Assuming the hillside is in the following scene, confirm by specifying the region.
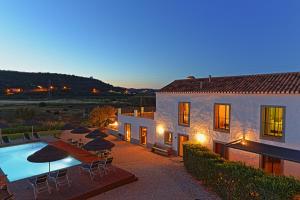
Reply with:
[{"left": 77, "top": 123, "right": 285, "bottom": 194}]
[{"left": 0, "top": 70, "right": 126, "bottom": 98}]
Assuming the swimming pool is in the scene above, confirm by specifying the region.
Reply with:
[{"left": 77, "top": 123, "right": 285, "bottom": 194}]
[{"left": 0, "top": 142, "right": 81, "bottom": 182}]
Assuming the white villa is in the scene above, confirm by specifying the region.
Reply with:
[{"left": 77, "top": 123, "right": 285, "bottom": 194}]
[{"left": 117, "top": 72, "right": 300, "bottom": 178}]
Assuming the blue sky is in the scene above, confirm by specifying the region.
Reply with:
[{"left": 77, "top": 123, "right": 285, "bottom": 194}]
[{"left": 0, "top": 0, "right": 299, "bottom": 88}]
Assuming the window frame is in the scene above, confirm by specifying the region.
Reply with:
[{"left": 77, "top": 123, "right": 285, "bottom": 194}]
[
  {"left": 213, "top": 103, "right": 231, "bottom": 133},
  {"left": 260, "top": 105, "right": 286, "bottom": 142},
  {"left": 178, "top": 102, "right": 191, "bottom": 127},
  {"left": 164, "top": 131, "right": 173, "bottom": 146}
]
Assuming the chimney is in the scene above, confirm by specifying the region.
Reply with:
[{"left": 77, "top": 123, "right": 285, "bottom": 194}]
[
  {"left": 208, "top": 75, "right": 212, "bottom": 82},
  {"left": 187, "top": 76, "right": 195, "bottom": 79}
]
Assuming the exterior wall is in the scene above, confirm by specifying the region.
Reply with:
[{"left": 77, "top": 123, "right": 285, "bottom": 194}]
[
  {"left": 117, "top": 114, "right": 155, "bottom": 148},
  {"left": 117, "top": 92, "right": 300, "bottom": 178},
  {"left": 228, "top": 148, "right": 260, "bottom": 168},
  {"left": 155, "top": 92, "right": 300, "bottom": 153},
  {"left": 284, "top": 160, "right": 300, "bottom": 179}
]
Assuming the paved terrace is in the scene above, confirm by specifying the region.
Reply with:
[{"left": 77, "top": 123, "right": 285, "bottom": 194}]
[{"left": 91, "top": 135, "right": 220, "bottom": 200}]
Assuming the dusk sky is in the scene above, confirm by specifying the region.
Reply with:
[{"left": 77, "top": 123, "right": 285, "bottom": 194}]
[{"left": 0, "top": 0, "right": 299, "bottom": 88}]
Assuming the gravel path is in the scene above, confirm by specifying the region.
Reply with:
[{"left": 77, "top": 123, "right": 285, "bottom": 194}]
[{"left": 89, "top": 135, "right": 220, "bottom": 200}]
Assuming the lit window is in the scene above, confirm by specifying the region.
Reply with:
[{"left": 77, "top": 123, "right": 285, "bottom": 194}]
[
  {"left": 164, "top": 131, "right": 172, "bottom": 145},
  {"left": 261, "top": 106, "right": 285, "bottom": 138},
  {"left": 178, "top": 102, "right": 190, "bottom": 126},
  {"left": 214, "top": 104, "right": 230, "bottom": 132}
]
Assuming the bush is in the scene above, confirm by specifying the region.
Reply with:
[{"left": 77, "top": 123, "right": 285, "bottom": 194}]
[{"left": 183, "top": 143, "right": 300, "bottom": 200}]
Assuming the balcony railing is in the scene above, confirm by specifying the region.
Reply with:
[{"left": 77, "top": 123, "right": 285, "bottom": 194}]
[{"left": 118, "top": 107, "right": 155, "bottom": 119}]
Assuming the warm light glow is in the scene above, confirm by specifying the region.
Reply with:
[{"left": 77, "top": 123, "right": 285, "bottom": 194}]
[
  {"left": 157, "top": 125, "right": 164, "bottom": 135},
  {"left": 37, "top": 85, "right": 43, "bottom": 89},
  {"left": 196, "top": 133, "right": 206, "bottom": 144},
  {"left": 111, "top": 121, "right": 118, "bottom": 126},
  {"left": 49, "top": 85, "right": 54, "bottom": 90}
]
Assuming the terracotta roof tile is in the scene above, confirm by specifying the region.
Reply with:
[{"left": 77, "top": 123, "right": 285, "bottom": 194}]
[{"left": 159, "top": 72, "right": 300, "bottom": 94}]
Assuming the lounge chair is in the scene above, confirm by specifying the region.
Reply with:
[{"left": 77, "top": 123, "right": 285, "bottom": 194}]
[
  {"left": 33, "top": 132, "right": 40, "bottom": 140},
  {"left": 29, "top": 174, "right": 51, "bottom": 199},
  {"left": 1, "top": 136, "right": 10, "bottom": 144},
  {"left": 24, "top": 133, "right": 32, "bottom": 141},
  {"left": 1, "top": 185, "right": 14, "bottom": 200},
  {"left": 80, "top": 160, "right": 101, "bottom": 180},
  {"left": 48, "top": 169, "right": 71, "bottom": 190}
]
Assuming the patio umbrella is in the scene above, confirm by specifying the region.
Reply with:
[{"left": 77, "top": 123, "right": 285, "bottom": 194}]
[
  {"left": 85, "top": 129, "right": 108, "bottom": 139},
  {"left": 83, "top": 138, "right": 115, "bottom": 151},
  {"left": 71, "top": 126, "right": 90, "bottom": 134},
  {"left": 27, "top": 145, "right": 68, "bottom": 173},
  {"left": 62, "top": 123, "right": 77, "bottom": 130}
]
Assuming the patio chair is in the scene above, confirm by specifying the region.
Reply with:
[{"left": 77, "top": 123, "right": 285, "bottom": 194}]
[
  {"left": 33, "top": 132, "right": 41, "bottom": 140},
  {"left": 80, "top": 160, "right": 101, "bottom": 180},
  {"left": 98, "top": 159, "right": 107, "bottom": 175},
  {"left": 104, "top": 157, "right": 115, "bottom": 174},
  {"left": 24, "top": 133, "right": 32, "bottom": 141},
  {"left": 1, "top": 136, "right": 10, "bottom": 144},
  {"left": 29, "top": 174, "right": 51, "bottom": 199},
  {"left": 48, "top": 169, "right": 71, "bottom": 191},
  {"left": 1, "top": 185, "right": 14, "bottom": 200}
]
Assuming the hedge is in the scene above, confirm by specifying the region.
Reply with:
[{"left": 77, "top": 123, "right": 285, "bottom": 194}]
[{"left": 183, "top": 143, "right": 300, "bottom": 200}]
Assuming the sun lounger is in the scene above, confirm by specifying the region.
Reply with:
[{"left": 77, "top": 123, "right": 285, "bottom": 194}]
[
  {"left": 33, "top": 132, "right": 40, "bottom": 140},
  {"left": 29, "top": 174, "right": 51, "bottom": 199},
  {"left": 24, "top": 133, "right": 32, "bottom": 141},
  {"left": 1, "top": 136, "right": 10, "bottom": 145},
  {"left": 48, "top": 169, "right": 71, "bottom": 190},
  {"left": 80, "top": 160, "right": 101, "bottom": 180}
]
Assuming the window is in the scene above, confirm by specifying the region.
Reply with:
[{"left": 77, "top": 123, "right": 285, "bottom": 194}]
[
  {"left": 178, "top": 102, "right": 190, "bottom": 126},
  {"left": 164, "top": 131, "right": 172, "bottom": 145},
  {"left": 261, "top": 106, "right": 285, "bottom": 138},
  {"left": 214, "top": 104, "right": 230, "bottom": 132}
]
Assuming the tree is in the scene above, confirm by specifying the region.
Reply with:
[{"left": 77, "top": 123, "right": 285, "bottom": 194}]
[{"left": 89, "top": 106, "right": 116, "bottom": 128}]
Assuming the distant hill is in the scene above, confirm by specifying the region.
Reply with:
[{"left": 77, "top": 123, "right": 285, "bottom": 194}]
[{"left": 0, "top": 70, "right": 127, "bottom": 98}]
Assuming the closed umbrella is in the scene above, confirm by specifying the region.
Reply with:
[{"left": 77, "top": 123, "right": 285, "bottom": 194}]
[
  {"left": 83, "top": 138, "right": 115, "bottom": 151},
  {"left": 85, "top": 129, "right": 108, "bottom": 139},
  {"left": 71, "top": 126, "right": 90, "bottom": 134},
  {"left": 27, "top": 145, "right": 68, "bottom": 173}
]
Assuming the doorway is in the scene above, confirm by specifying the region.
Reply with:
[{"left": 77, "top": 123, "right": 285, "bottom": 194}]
[
  {"left": 139, "top": 127, "right": 147, "bottom": 145},
  {"left": 261, "top": 155, "right": 283, "bottom": 175},
  {"left": 124, "top": 123, "right": 131, "bottom": 142},
  {"left": 214, "top": 142, "right": 229, "bottom": 159},
  {"left": 178, "top": 134, "right": 189, "bottom": 157}
]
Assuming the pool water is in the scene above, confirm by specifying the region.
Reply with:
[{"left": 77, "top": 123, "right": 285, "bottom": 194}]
[{"left": 0, "top": 142, "right": 81, "bottom": 182}]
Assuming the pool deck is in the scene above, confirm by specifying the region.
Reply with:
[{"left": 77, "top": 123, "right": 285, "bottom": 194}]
[
  {"left": 9, "top": 165, "right": 137, "bottom": 200},
  {"left": 5, "top": 138, "right": 137, "bottom": 200}
]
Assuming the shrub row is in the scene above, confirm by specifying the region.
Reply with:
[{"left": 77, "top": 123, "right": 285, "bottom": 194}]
[{"left": 183, "top": 143, "right": 300, "bottom": 200}]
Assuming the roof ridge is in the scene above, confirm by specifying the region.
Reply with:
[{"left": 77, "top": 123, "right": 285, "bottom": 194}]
[
  {"left": 174, "top": 71, "right": 300, "bottom": 82},
  {"left": 160, "top": 71, "right": 300, "bottom": 94}
]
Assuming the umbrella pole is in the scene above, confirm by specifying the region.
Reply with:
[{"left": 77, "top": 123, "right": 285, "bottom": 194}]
[{"left": 49, "top": 162, "right": 50, "bottom": 174}]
